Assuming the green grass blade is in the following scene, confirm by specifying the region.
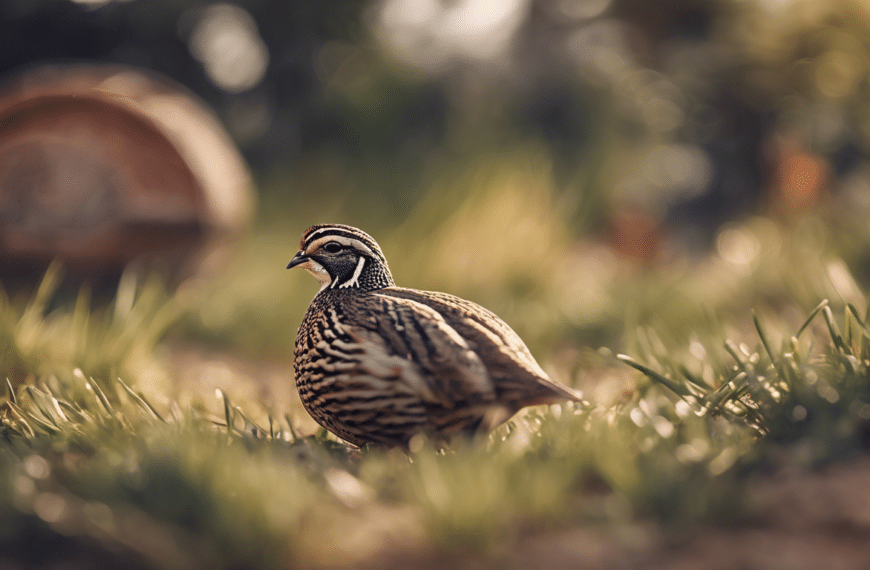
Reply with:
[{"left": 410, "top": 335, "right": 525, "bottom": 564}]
[
  {"left": 5, "top": 378, "right": 16, "bottom": 405},
  {"left": 235, "top": 406, "right": 267, "bottom": 437},
  {"left": 752, "top": 311, "right": 777, "bottom": 370},
  {"left": 285, "top": 415, "right": 298, "bottom": 443},
  {"left": 56, "top": 400, "right": 91, "bottom": 424},
  {"left": 221, "top": 390, "right": 235, "bottom": 434},
  {"left": 703, "top": 371, "right": 749, "bottom": 409},
  {"left": 88, "top": 377, "right": 115, "bottom": 415},
  {"left": 796, "top": 299, "right": 828, "bottom": 339},
  {"left": 822, "top": 305, "right": 846, "bottom": 352},
  {"left": 15, "top": 400, "right": 61, "bottom": 435},
  {"left": 617, "top": 354, "right": 694, "bottom": 399},
  {"left": 25, "top": 260, "right": 63, "bottom": 317},
  {"left": 116, "top": 377, "right": 164, "bottom": 422},
  {"left": 5, "top": 402, "right": 36, "bottom": 437},
  {"left": 723, "top": 340, "right": 746, "bottom": 369},
  {"left": 23, "top": 386, "right": 60, "bottom": 427}
]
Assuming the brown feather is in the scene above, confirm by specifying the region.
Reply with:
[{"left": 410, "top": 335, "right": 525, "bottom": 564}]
[
  {"left": 381, "top": 287, "right": 583, "bottom": 406},
  {"left": 290, "top": 224, "right": 583, "bottom": 447}
]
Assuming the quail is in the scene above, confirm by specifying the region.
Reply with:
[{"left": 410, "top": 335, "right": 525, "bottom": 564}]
[{"left": 287, "top": 224, "right": 582, "bottom": 447}]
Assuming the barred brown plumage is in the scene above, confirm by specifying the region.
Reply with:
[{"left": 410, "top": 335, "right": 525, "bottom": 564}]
[{"left": 288, "top": 224, "right": 583, "bottom": 447}]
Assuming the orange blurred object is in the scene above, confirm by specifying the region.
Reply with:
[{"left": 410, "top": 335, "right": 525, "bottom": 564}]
[
  {"left": 606, "top": 208, "right": 662, "bottom": 263},
  {"left": 767, "top": 135, "right": 830, "bottom": 216},
  {"left": 0, "top": 64, "right": 255, "bottom": 288}
]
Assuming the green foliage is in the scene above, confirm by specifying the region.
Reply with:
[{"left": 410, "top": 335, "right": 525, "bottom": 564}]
[
  {"left": 0, "top": 263, "right": 179, "bottom": 398},
  {"left": 5, "top": 0, "right": 870, "bottom": 565},
  {"left": 3, "top": 208, "right": 870, "bottom": 568},
  {"left": 622, "top": 299, "right": 870, "bottom": 468},
  {"left": 5, "top": 257, "right": 870, "bottom": 567}
]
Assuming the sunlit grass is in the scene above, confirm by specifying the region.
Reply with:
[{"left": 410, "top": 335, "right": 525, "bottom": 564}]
[
  {"left": 3, "top": 248, "right": 870, "bottom": 567},
  {"left": 2, "top": 171, "right": 870, "bottom": 567},
  {"left": 0, "top": 262, "right": 179, "bottom": 402}
]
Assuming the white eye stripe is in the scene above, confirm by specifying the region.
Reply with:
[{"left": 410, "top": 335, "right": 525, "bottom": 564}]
[
  {"left": 304, "top": 227, "right": 370, "bottom": 247},
  {"left": 304, "top": 227, "right": 337, "bottom": 243},
  {"left": 306, "top": 235, "right": 376, "bottom": 258}
]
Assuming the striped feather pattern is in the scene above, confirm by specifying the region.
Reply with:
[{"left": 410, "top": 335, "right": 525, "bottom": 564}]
[{"left": 291, "top": 225, "right": 582, "bottom": 447}]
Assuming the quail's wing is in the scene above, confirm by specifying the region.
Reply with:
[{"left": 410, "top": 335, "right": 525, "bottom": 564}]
[
  {"left": 381, "top": 287, "right": 583, "bottom": 405},
  {"left": 338, "top": 292, "right": 498, "bottom": 409}
]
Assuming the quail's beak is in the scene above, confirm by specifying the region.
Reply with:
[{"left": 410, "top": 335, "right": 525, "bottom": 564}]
[
  {"left": 287, "top": 251, "right": 308, "bottom": 269},
  {"left": 288, "top": 250, "right": 332, "bottom": 288}
]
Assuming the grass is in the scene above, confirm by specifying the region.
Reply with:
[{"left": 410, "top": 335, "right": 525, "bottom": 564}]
[
  {"left": 2, "top": 165, "right": 870, "bottom": 567},
  {"left": 3, "top": 272, "right": 870, "bottom": 568}
]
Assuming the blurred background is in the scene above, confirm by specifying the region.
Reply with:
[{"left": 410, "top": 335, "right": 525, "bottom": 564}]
[
  {"left": 4, "top": 2, "right": 870, "bottom": 567},
  {"left": 2, "top": 0, "right": 870, "bottom": 386}
]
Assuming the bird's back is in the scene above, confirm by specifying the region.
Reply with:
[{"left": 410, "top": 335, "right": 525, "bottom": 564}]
[
  {"left": 294, "top": 287, "right": 580, "bottom": 446},
  {"left": 380, "top": 287, "right": 583, "bottom": 407}
]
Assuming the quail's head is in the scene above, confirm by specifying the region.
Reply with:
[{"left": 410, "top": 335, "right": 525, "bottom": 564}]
[{"left": 287, "top": 224, "right": 394, "bottom": 292}]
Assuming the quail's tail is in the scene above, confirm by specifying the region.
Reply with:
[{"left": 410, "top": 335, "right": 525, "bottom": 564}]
[{"left": 522, "top": 379, "right": 584, "bottom": 407}]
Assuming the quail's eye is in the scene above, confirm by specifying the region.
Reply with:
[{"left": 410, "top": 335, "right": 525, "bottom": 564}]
[{"left": 323, "top": 242, "right": 343, "bottom": 254}]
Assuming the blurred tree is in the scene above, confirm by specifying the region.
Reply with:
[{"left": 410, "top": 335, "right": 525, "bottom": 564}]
[
  {"left": 0, "top": 0, "right": 369, "bottom": 168},
  {"left": 1, "top": 0, "right": 869, "bottom": 246}
]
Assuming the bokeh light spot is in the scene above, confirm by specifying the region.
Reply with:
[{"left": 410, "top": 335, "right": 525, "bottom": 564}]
[
  {"left": 188, "top": 3, "right": 269, "bottom": 93},
  {"left": 716, "top": 225, "right": 760, "bottom": 266},
  {"left": 374, "top": 0, "right": 530, "bottom": 73}
]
